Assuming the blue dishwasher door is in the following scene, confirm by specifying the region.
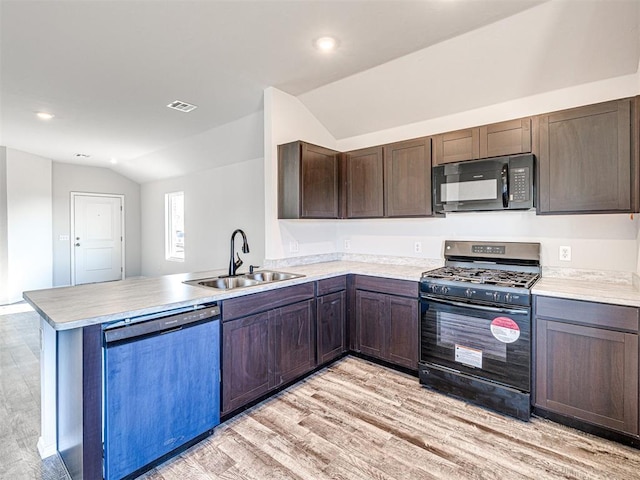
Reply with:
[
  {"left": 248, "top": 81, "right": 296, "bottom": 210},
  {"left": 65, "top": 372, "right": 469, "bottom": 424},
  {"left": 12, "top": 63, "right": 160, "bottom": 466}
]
[{"left": 104, "top": 318, "right": 220, "bottom": 480}]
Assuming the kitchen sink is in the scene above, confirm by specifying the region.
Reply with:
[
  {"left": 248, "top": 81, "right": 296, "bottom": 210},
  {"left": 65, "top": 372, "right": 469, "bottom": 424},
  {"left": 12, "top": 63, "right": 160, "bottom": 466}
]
[
  {"left": 244, "top": 271, "right": 300, "bottom": 282},
  {"left": 184, "top": 270, "right": 304, "bottom": 290},
  {"left": 196, "top": 277, "right": 260, "bottom": 289}
]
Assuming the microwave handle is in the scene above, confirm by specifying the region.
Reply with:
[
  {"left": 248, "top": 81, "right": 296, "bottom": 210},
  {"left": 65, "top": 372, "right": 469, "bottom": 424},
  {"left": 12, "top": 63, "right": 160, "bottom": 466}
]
[{"left": 501, "top": 164, "right": 509, "bottom": 208}]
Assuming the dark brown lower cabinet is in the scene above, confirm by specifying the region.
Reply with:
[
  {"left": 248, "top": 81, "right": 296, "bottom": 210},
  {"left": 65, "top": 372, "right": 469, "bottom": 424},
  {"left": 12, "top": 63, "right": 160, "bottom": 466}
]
[
  {"left": 273, "top": 299, "right": 316, "bottom": 386},
  {"left": 535, "top": 296, "right": 639, "bottom": 436},
  {"left": 222, "top": 294, "right": 316, "bottom": 415},
  {"left": 222, "top": 311, "right": 271, "bottom": 415},
  {"left": 317, "top": 290, "right": 346, "bottom": 365},
  {"left": 357, "top": 290, "right": 386, "bottom": 359},
  {"left": 387, "top": 295, "right": 419, "bottom": 368},
  {"left": 355, "top": 276, "right": 419, "bottom": 370}
]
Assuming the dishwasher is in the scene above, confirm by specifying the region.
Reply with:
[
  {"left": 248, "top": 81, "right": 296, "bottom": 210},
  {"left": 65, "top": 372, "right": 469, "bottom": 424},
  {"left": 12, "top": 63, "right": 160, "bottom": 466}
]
[{"left": 103, "top": 303, "right": 221, "bottom": 480}]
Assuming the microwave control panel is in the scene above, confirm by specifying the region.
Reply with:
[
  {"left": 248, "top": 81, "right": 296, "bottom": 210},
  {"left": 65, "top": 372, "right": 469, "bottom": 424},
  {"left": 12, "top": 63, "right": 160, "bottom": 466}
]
[{"left": 509, "top": 167, "right": 530, "bottom": 202}]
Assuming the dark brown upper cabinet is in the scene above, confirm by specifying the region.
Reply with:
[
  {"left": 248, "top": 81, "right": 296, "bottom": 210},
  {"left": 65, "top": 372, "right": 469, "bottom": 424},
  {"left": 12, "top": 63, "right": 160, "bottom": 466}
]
[
  {"left": 432, "top": 128, "right": 479, "bottom": 165},
  {"left": 384, "top": 137, "right": 432, "bottom": 217},
  {"left": 432, "top": 118, "right": 532, "bottom": 166},
  {"left": 479, "top": 118, "right": 532, "bottom": 159},
  {"left": 537, "top": 98, "right": 636, "bottom": 214},
  {"left": 344, "top": 146, "right": 384, "bottom": 218},
  {"left": 278, "top": 141, "right": 342, "bottom": 219}
]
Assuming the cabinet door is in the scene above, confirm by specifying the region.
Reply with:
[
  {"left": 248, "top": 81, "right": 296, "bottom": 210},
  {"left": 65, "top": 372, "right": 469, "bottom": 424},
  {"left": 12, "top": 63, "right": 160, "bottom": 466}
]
[
  {"left": 356, "top": 290, "right": 386, "bottom": 360},
  {"left": 301, "top": 143, "right": 340, "bottom": 218},
  {"left": 222, "top": 312, "right": 270, "bottom": 415},
  {"left": 272, "top": 299, "right": 316, "bottom": 387},
  {"left": 536, "top": 319, "right": 638, "bottom": 435},
  {"left": 538, "top": 99, "right": 632, "bottom": 213},
  {"left": 479, "top": 118, "right": 531, "bottom": 159},
  {"left": 345, "top": 146, "right": 384, "bottom": 218},
  {"left": 433, "top": 128, "right": 480, "bottom": 165},
  {"left": 387, "top": 296, "right": 419, "bottom": 370},
  {"left": 317, "top": 291, "right": 346, "bottom": 365},
  {"left": 384, "top": 138, "right": 432, "bottom": 217}
]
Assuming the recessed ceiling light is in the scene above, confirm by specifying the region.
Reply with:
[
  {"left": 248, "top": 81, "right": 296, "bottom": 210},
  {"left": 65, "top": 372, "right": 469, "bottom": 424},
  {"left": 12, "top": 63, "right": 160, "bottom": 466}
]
[
  {"left": 36, "top": 112, "right": 55, "bottom": 120},
  {"left": 167, "top": 100, "right": 198, "bottom": 113},
  {"left": 110, "top": 158, "right": 118, "bottom": 165},
  {"left": 314, "top": 36, "right": 339, "bottom": 53}
]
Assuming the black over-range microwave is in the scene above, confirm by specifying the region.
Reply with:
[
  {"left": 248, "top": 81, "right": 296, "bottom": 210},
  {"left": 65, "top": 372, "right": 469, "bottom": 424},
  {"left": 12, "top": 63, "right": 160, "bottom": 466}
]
[{"left": 433, "top": 154, "right": 535, "bottom": 214}]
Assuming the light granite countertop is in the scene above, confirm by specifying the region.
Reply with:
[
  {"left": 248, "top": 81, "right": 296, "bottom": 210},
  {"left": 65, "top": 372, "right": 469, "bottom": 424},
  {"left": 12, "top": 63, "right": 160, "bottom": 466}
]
[
  {"left": 532, "top": 276, "right": 640, "bottom": 308},
  {"left": 24, "top": 261, "right": 429, "bottom": 331},
  {"left": 25, "top": 257, "right": 640, "bottom": 331}
]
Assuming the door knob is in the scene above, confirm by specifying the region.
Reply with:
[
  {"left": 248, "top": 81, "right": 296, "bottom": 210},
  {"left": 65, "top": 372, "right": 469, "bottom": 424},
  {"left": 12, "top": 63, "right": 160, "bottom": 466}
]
[{"left": 75, "top": 243, "right": 80, "bottom": 247}]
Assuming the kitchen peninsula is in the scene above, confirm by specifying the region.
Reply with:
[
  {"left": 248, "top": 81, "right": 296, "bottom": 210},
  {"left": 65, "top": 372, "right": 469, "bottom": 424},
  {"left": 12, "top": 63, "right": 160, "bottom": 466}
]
[{"left": 24, "top": 260, "right": 428, "bottom": 480}]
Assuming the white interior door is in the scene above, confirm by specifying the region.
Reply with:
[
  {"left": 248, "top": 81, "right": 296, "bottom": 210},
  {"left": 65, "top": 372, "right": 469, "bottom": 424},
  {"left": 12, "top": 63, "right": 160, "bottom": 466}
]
[{"left": 73, "top": 194, "right": 124, "bottom": 285}]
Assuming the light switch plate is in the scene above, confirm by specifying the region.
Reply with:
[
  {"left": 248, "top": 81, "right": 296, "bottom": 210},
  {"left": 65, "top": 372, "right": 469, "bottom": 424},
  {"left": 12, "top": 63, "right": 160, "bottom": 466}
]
[{"left": 559, "top": 245, "right": 571, "bottom": 261}]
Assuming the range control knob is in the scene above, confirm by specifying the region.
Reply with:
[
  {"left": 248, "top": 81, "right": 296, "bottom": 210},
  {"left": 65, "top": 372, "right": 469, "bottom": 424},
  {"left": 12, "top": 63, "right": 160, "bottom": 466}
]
[
  {"left": 441, "top": 286, "right": 449, "bottom": 295},
  {"left": 465, "top": 288, "right": 475, "bottom": 298},
  {"left": 504, "top": 293, "right": 513, "bottom": 303},
  {"left": 493, "top": 291, "right": 501, "bottom": 302}
]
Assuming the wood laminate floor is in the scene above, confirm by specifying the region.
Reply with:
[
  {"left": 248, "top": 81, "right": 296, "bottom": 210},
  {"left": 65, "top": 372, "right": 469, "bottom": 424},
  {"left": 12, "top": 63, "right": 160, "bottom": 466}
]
[{"left": 3, "top": 305, "right": 640, "bottom": 479}]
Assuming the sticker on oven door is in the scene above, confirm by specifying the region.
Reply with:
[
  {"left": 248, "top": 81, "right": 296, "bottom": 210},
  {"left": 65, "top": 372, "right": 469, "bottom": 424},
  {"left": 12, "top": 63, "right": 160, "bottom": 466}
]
[
  {"left": 455, "top": 344, "right": 482, "bottom": 368},
  {"left": 490, "top": 317, "right": 520, "bottom": 343}
]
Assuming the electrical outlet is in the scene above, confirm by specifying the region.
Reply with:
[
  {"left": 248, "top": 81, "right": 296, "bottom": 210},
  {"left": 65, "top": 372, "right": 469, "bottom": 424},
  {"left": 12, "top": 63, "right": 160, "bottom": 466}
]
[
  {"left": 559, "top": 245, "right": 571, "bottom": 262},
  {"left": 414, "top": 241, "right": 422, "bottom": 254},
  {"left": 289, "top": 240, "right": 299, "bottom": 253},
  {"left": 344, "top": 239, "right": 351, "bottom": 250}
]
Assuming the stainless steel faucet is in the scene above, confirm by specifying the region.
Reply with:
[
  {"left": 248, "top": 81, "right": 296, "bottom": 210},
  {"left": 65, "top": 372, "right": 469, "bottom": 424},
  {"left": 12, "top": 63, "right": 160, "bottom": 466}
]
[{"left": 229, "top": 229, "right": 250, "bottom": 276}]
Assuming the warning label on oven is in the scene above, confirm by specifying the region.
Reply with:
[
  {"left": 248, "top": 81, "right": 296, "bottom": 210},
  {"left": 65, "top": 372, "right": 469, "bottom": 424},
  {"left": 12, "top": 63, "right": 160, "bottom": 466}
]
[
  {"left": 455, "top": 344, "right": 483, "bottom": 368},
  {"left": 490, "top": 317, "right": 520, "bottom": 343}
]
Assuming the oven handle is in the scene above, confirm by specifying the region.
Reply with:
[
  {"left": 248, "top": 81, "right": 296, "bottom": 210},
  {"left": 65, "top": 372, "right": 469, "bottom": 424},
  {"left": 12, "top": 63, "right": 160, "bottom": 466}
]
[{"left": 421, "top": 296, "right": 529, "bottom": 316}]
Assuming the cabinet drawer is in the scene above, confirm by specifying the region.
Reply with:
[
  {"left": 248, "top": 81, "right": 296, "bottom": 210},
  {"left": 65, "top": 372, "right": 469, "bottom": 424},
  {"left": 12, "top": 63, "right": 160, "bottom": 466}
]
[
  {"left": 535, "top": 296, "right": 639, "bottom": 333},
  {"left": 222, "top": 283, "right": 315, "bottom": 321},
  {"left": 317, "top": 275, "right": 347, "bottom": 296},
  {"left": 354, "top": 275, "right": 418, "bottom": 298}
]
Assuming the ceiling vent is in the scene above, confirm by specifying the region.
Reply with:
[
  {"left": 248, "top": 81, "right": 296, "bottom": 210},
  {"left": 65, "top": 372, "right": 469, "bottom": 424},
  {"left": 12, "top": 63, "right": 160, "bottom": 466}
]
[
  {"left": 75, "top": 153, "right": 90, "bottom": 158},
  {"left": 167, "top": 100, "right": 198, "bottom": 113}
]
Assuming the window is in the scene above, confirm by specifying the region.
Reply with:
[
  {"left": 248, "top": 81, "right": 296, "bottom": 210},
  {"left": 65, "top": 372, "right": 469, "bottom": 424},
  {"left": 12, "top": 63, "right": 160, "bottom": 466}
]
[{"left": 165, "top": 191, "right": 184, "bottom": 261}]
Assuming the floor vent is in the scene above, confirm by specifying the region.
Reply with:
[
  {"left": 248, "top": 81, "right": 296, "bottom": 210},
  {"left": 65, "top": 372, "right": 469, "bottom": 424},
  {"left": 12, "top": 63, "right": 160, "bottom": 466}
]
[{"left": 167, "top": 100, "right": 198, "bottom": 113}]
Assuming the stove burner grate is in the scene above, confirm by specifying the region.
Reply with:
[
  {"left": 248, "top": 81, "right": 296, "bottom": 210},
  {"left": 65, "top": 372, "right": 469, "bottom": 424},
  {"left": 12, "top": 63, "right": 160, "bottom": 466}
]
[{"left": 422, "top": 266, "right": 539, "bottom": 289}]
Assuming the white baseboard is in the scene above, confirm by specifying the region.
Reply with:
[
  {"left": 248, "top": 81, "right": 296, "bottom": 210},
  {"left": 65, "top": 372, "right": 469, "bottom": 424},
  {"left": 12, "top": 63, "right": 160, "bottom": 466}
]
[{"left": 37, "top": 436, "right": 57, "bottom": 459}]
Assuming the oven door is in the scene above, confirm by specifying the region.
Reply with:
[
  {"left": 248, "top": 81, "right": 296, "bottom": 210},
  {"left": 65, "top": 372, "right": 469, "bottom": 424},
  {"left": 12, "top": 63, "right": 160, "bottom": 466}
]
[{"left": 420, "top": 296, "right": 530, "bottom": 392}]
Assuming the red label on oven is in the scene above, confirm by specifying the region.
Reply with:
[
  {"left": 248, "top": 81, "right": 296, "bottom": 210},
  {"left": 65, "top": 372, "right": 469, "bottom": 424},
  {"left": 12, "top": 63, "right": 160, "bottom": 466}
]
[{"left": 490, "top": 317, "right": 520, "bottom": 343}]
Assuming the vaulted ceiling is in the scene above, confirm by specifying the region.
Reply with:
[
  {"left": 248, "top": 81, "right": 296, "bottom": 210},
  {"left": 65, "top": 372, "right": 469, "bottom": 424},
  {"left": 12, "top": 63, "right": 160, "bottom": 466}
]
[{"left": 1, "top": 0, "right": 638, "bottom": 184}]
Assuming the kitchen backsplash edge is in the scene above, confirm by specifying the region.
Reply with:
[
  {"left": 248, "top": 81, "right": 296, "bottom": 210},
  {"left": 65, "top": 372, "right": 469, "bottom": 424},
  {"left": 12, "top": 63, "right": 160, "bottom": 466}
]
[
  {"left": 264, "top": 253, "right": 443, "bottom": 270},
  {"left": 265, "top": 254, "right": 636, "bottom": 287}
]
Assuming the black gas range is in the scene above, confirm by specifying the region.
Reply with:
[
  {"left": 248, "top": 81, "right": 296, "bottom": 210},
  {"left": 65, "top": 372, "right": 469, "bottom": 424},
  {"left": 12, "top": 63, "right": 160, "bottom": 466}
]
[{"left": 419, "top": 240, "right": 541, "bottom": 421}]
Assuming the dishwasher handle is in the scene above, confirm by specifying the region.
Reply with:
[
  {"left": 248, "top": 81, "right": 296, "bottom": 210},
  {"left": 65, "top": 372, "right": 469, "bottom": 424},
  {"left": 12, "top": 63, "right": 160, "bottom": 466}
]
[{"left": 104, "top": 304, "right": 220, "bottom": 345}]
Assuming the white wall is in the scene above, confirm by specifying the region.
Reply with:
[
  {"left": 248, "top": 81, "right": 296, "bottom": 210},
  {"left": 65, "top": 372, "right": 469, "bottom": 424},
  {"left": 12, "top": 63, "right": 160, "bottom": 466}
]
[
  {"left": 141, "top": 157, "right": 265, "bottom": 277},
  {"left": 51, "top": 162, "right": 141, "bottom": 286},
  {"left": 264, "top": 87, "right": 340, "bottom": 260},
  {"left": 0, "top": 148, "right": 8, "bottom": 301},
  {"left": 1, "top": 149, "right": 53, "bottom": 303},
  {"left": 138, "top": 110, "right": 265, "bottom": 277}
]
